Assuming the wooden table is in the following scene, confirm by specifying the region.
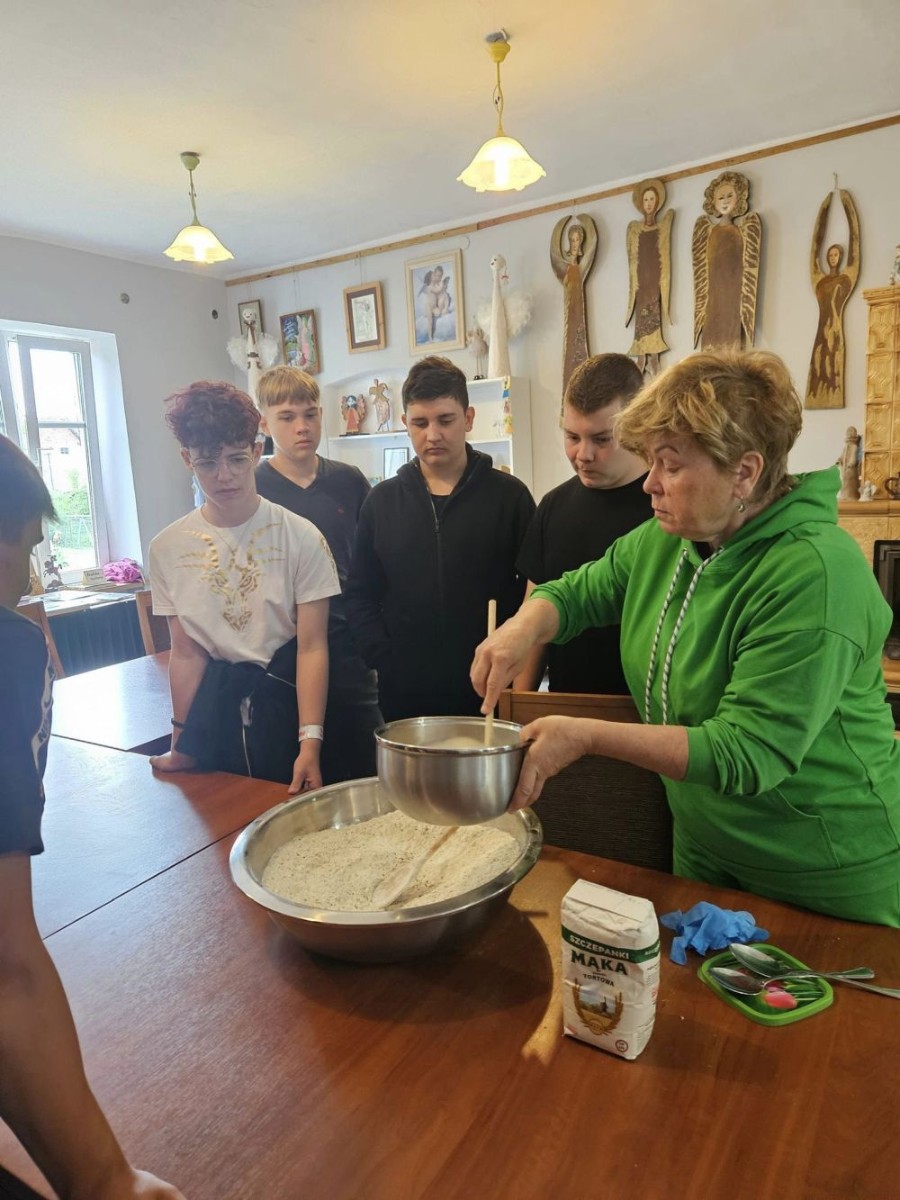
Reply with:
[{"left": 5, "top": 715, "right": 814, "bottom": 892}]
[
  {"left": 50, "top": 651, "right": 172, "bottom": 754},
  {"left": 2, "top": 779, "right": 898, "bottom": 1200}
]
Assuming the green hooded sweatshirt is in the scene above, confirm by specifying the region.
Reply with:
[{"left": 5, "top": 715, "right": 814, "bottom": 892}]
[{"left": 534, "top": 468, "right": 900, "bottom": 919}]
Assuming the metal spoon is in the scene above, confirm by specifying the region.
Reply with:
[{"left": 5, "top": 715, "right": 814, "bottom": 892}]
[
  {"left": 729, "top": 942, "right": 874, "bottom": 980},
  {"left": 371, "top": 826, "right": 459, "bottom": 908},
  {"left": 711, "top": 965, "right": 900, "bottom": 1000}
]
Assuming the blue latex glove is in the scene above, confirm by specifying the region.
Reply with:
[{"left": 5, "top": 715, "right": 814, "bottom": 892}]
[{"left": 659, "top": 901, "right": 769, "bottom": 965}]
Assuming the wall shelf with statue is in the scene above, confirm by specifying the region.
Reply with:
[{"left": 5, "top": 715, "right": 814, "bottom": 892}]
[{"left": 321, "top": 372, "right": 533, "bottom": 492}]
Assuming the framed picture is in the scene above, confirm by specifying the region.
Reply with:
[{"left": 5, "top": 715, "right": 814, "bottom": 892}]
[
  {"left": 237, "top": 299, "right": 262, "bottom": 338},
  {"left": 405, "top": 249, "right": 465, "bottom": 354},
  {"left": 383, "top": 446, "right": 409, "bottom": 479},
  {"left": 279, "top": 310, "right": 321, "bottom": 375},
  {"left": 343, "top": 281, "right": 386, "bottom": 353}
]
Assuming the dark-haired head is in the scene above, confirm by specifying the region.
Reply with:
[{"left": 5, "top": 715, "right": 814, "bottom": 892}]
[
  {"left": 565, "top": 353, "right": 644, "bottom": 416},
  {"left": 0, "top": 435, "right": 56, "bottom": 544},
  {"left": 401, "top": 356, "right": 469, "bottom": 413},
  {"left": 164, "top": 380, "right": 260, "bottom": 455}
]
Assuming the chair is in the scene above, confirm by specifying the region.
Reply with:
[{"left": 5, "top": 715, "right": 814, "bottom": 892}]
[
  {"left": 497, "top": 689, "right": 673, "bottom": 872},
  {"left": 17, "top": 599, "right": 65, "bottom": 679},
  {"left": 135, "top": 589, "right": 171, "bottom": 655}
]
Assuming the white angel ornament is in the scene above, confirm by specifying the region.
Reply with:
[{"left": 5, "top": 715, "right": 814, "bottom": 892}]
[
  {"left": 227, "top": 308, "right": 280, "bottom": 400},
  {"left": 474, "top": 253, "right": 533, "bottom": 379}
]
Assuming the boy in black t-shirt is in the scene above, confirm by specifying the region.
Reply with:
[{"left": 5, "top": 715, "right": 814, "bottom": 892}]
[
  {"left": 255, "top": 366, "right": 383, "bottom": 779},
  {"left": 0, "top": 435, "right": 184, "bottom": 1200},
  {"left": 516, "top": 354, "right": 652, "bottom": 694}
]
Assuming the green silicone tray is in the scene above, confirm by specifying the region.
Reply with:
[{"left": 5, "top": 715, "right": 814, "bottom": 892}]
[{"left": 698, "top": 943, "right": 833, "bottom": 1025}]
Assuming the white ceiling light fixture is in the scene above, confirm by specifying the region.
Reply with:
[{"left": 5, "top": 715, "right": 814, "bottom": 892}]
[
  {"left": 163, "top": 151, "right": 233, "bottom": 264},
  {"left": 457, "top": 30, "right": 546, "bottom": 194}
]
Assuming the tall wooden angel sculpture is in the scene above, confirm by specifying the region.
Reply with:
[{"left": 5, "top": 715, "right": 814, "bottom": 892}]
[
  {"left": 551, "top": 214, "right": 598, "bottom": 408},
  {"left": 805, "top": 189, "right": 860, "bottom": 409},
  {"left": 625, "top": 178, "right": 674, "bottom": 378},
  {"left": 692, "top": 171, "right": 762, "bottom": 350}
]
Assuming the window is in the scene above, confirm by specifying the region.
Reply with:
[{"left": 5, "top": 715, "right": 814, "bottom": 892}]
[{"left": 0, "top": 335, "right": 109, "bottom": 580}]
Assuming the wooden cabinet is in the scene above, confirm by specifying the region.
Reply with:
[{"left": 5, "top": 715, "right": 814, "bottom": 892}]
[
  {"left": 860, "top": 285, "right": 900, "bottom": 496},
  {"left": 321, "top": 373, "right": 534, "bottom": 492}
]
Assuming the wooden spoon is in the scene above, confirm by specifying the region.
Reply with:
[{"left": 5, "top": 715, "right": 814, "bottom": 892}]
[
  {"left": 484, "top": 598, "right": 497, "bottom": 746},
  {"left": 371, "top": 826, "right": 459, "bottom": 909}
]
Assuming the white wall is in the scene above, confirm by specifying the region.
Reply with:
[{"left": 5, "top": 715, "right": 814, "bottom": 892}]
[
  {"left": 0, "top": 236, "right": 231, "bottom": 561},
  {"left": 231, "top": 122, "right": 900, "bottom": 500}
]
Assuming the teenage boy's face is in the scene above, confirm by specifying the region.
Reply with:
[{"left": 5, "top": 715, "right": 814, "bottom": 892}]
[
  {"left": 403, "top": 396, "right": 474, "bottom": 470},
  {"left": 563, "top": 400, "right": 639, "bottom": 490},
  {"left": 259, "top": 401, "right": 322, "bottom": 463},
  {"left": 182, "top": 441, "right": 261, "bottom": 508}
]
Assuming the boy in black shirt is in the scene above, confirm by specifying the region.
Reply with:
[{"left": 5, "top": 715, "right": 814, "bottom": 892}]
[
  {"left": 256, "top": 366, "right": 382, "bottom": 779},
  {"left": 0, "top": 435, "right": 183, "bottom": 1199},
  {"left": 515, "top": 354, "right": 652, "bottom": 694}
]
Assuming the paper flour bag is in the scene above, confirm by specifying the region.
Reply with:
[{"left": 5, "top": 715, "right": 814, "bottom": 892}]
[{"left": 561, "top": 879, "right": 660, "bottom": 1060}]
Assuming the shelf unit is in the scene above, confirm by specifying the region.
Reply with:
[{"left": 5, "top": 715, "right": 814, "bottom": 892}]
[{"left": 321, "top": 373, "right": 533, "bottom": 492}]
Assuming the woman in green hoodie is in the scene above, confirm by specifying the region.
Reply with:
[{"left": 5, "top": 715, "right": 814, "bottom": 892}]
[{"left": 472, "top": 350, "right": 900, "bottom": 926}]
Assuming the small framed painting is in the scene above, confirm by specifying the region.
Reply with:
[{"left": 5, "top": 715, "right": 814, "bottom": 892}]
[
  {"left": 343, "top": 281, "right": 386, "bottom": 353},
  {"left": 280, "top": 310, "right": 321, "bottom": 375},
  {"left": 383, "top": 446, "right": 409, "bottom": 479},
  {"left": 237, "top": 299, "right": 263, "bottom": 338},
  {"left": 405, "top": 248, "right": 465, "bottom": 354}
]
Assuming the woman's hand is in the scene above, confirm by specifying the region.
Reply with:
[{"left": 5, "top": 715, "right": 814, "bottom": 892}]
[
  {"left": 471, "top": 626, "right": 538, "bottom": 714},
  {"left": 289, "top": 740, "right": 323, "bottom": 795},
  {"left": 509, "top": 716, "right": 595, "bottom": 810},
  {"left": 93, "top": 1168, "right": 186, "bottom": 1199},
  {"left": 149, "top": 749, "right": 198, "bottom": 773}
]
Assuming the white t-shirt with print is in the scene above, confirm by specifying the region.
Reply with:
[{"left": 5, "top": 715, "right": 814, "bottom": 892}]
[{"left": 149, "top": 497, "right": 340, "bottom": 667}]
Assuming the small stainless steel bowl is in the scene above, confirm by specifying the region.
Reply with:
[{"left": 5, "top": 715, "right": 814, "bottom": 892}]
[
  {"left": 375, "top": 716, "right": 526, "bottom": 826},
  {"left": 229, "top": 776, "right": 542, "bottom": 963}
]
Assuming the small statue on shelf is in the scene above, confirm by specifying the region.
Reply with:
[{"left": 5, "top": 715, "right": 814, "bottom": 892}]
[
  {"left": 860, "top": 479, "right": 877, "bottom": 502},
  {"left": 891, "top": 245, "right": 900, "bottom": 287},
  {"left": 838, "top": 425, "right": 861, "bottom": 500},
  {"left": 467, "top": 325, "right": 488, "bottom": 379},
  {"left": 369, "top": 379, "right": 392, "bottom": 431},
  {"left": 340, "top": 393, "right": 367, "bottom": 435}
]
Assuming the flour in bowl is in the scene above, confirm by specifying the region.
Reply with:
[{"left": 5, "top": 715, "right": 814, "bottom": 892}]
[{"left": 262, "top": 810, "right": 519, "bottom": 911}]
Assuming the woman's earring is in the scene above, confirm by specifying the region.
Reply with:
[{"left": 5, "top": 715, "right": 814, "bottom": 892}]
[{"left": 737, "top": 498, "right": 746, "bottom": 513}]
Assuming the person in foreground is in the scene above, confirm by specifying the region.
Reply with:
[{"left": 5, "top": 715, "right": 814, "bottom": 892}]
[
  {"left": 255, "top": 366, "right": 382, "bottom": 780},
  {"left": 472, "top": 350, "right": 900, "bottom": 926},
  {"left": 0, "top": 436, "right": 184, "bottom": 1199},
  {"left": 148, "top": 382, "right": 339, "bottom": 793}
]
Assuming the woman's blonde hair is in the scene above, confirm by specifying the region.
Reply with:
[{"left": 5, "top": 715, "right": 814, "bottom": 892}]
[
  {"left": 615, "top": 350, "right": 802, "bottom": 504},
  {"left": 257, "top": 365, "right": 320, "bottom": 410}
]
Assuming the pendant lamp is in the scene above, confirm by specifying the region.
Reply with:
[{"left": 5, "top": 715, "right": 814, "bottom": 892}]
[
  {"left": 163, "top": 152, "right": 234, "bottom": 264},
  {"left": 457, "top": 31, "right": 546, "bottom": 194}
]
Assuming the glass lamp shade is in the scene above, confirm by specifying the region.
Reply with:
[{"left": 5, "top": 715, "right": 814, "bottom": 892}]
[
  {"left": 457, "top": 133, "right": 546, "bottom": 193},
  {"left": 163, "top": 219, "right": 233, "bottom": 264}
]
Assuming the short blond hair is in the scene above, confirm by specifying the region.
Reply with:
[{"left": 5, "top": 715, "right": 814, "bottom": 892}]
[
  {"left": 257, "top": 366, "right": 320, "bottom": 410},
  {"left": 615, "top": 350, "right": 802, "bottom": 504}
]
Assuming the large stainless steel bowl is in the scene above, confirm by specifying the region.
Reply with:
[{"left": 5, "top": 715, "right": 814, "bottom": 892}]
[
  {"left": 229, "top": 777, "right": 542, "bottom": 963},
  {"left": 375, "top": 716, "right": 526, "bottom": 825}
]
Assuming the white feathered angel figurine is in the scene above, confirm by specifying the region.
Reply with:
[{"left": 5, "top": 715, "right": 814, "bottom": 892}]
[
  {"left": 474, "top": 253, "right": 533, "bottom": 379},
  {"left": 227, "top": 308, "right": 280, "bottom": 401}
]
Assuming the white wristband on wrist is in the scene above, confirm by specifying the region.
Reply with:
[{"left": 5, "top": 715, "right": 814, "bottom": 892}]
[{"left": 298, "top": 724, "right": 325, "bottom": 743}]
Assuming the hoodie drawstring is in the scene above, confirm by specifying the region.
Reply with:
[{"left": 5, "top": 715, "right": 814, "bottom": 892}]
[{"left": 644, "top": 547, "right": 724, "bottom": 724}]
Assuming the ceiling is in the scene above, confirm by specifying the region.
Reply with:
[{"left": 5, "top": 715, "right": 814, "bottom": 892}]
[{"left": 2, "top": 0, "right": 898, "bottom": 280}]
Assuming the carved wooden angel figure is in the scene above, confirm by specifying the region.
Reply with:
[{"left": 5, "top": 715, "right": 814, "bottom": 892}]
[
  {"left": 804, "top": 189, "right": 860, "bottom": 410},
  {"left": 340, "top": 393, "right": 366, "bottom": 435},
  {"left": 838, "top": 425, "right": 861, "bottom": 500},
  {"left": 550, "top": 214, "right": 598, "bottom": 409},
  {"left": 625, "top": 178, "right": 674, "bottom": 378},
  {"left": 692, "top": 171, "right": 762, "bottom": 350}
]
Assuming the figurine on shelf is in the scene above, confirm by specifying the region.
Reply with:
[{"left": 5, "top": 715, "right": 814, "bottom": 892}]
[
  {"left": 860, "top": 479, "right": 877, "bottom": 502},
  {"left": 341, "top": 393, "right": 367, "bottom": 435},
  {"left": 467, "top": 325, "right": 488, "bottom": 379},
  {"left": 369, "top": 379, "right": 392, "bottom": 431},
  {"left": 891, "top": 245, "right": 900, "bottom": 287},
  {"left": 838, "top": 425, "right": 861, "bottom": 501},
  {"left": 42, "top": 549, "right": 65, "bottom": 591}
]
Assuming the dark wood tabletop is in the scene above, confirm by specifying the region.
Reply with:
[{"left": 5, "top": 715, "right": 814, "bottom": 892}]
[
  {"left": 2, "top": 795, "right": 898, "bottom": 1200},
  {"left": 49, "top": 650, "right": 173, "bottom": 754},
  {"left": 35, "top": 738, "right": 285, "bottom": 937}
]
